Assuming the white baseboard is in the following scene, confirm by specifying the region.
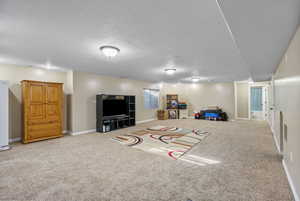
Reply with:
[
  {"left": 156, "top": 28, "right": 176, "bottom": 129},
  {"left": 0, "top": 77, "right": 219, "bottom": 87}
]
[
  {"left": 70, "top": 129, "right": 96, "bottom": 136},
  {"left": 272, "top": 132, "right": 280, "bottom": 153},
  {"left": 235, "top": 117, "right": 250, "bottom": 120},
  {"left": 136, "top": 118, "right": 156, "bottom": 124},
  {"left": 269, "top": 123, "right": 299, "bottom": 201},
  {"left": 9, "top": 137, "right": 21, "bottom": 143},
  {"left": 270, "top": 126, "right": 275, "bottom": 135},
  {"left": 282, "top": 160, "right": 300, "bottom": 201},
  {"left": 268, "top": 121, "right": 280, "bottom": 153},
  {"left": 8, "top": 131, "right": 71, "bottom": 142}
]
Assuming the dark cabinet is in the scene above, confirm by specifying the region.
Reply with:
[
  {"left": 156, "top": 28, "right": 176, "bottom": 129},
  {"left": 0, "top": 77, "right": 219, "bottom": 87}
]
[{"left": 96, "top": 94, "right": 136, "bottom": 133}]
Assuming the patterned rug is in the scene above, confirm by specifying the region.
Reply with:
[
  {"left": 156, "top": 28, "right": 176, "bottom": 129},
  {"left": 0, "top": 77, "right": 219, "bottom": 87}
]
[{"left": 112, "top": 126, "right": 210, "bottom": 160}]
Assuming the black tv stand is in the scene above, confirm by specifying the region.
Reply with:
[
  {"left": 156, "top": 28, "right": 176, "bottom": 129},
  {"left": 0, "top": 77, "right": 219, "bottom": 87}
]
[
  {"left": 96, "top": 95, "right": 136, "bottom": 133},
  {"left": 103, "top": 114, "right": 128, "bottom": 120}
]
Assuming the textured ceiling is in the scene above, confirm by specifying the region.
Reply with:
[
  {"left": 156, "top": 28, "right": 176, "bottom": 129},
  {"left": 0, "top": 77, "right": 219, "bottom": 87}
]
[{"left": 0, "top": 0, "right": 299, "bottom": 83}]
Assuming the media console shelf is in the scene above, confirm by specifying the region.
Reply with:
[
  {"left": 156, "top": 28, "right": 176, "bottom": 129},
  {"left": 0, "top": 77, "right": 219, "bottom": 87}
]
[{"left": 96, "top": 94, "right": 136, "bottom": 133}]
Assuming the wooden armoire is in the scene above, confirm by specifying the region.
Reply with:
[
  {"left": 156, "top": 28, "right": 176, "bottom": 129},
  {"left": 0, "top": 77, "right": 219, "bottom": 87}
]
[{"left": 21, "top": 80, "right": 63, "bottom": 143}]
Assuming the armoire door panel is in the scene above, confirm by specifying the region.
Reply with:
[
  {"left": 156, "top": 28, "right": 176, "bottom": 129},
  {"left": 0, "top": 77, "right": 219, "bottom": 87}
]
[
  {"left": 45, "top": 84, "right": 61, "bottom": 122},
  {"left": 46, "top": 85, "right": 60, "bottom": 103},
  {"left": 46, "top": 104, "right": 59, "bottom": 115},
  {"left": 28, "top": 104, "right": 45, "bottom": 120},
  {"left": 46, "top": 104, "right": 60, "bottom": 121},
  {"left": 29, "top": 84, "right": 44, "bottom": 103},
  {"left": 26, "top": 83, "right": 46, "bottom": 125}
]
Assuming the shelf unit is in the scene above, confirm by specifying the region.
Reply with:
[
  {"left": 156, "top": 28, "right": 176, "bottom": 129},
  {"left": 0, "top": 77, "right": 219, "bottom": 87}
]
[
  {"left": 166, "top": 94, "right": 179, "bottom": 119},
  {"left": 166, "top": 94, "right": 178, "bottom": 109},
  {"left": 96, "top": 94, "right": 136, "bottom": 133}
]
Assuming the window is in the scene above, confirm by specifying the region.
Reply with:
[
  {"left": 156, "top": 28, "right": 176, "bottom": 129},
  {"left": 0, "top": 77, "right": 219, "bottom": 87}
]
[{"left": 144, "top": 88, "right": 159, "bottom": 109}]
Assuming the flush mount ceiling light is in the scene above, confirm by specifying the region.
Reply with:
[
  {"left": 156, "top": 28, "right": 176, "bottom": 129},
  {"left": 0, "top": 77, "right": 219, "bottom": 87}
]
[
  {"left": 100, "top": 45, "right": 120, "bottom": 58},
  {"left": 164, "top": 68, "right": 176, "bottom": 75},
  {"left": 192, "top": 76, "right": 201, "bottom": 82},
  {"left": 45, "top": 62, "right": 52, "bottom": 70}
]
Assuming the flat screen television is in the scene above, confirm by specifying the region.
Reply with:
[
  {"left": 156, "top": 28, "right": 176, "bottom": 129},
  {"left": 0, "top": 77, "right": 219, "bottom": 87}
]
[{"left": 103, "top": 99, "right": 127, "bottom": 117}]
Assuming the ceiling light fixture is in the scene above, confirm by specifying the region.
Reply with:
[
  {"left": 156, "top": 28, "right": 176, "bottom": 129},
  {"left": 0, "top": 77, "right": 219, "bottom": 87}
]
[
  {"left": 45, "top": 62, "right": 51, "bottom": 70},
  {"left": 100, "top": 45, "right": 120, "bottom": 58},
  {"left": 192, "top": 76, "right": 201, "bottom": 82},
  {"left": 164, "top": 68, "right": 176, "bottom": 75}
]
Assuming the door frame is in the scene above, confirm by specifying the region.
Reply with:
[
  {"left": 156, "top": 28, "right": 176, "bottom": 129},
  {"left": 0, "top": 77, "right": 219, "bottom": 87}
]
[
  {"left": 234, "top": 80, "right": 274, "bottom": 120},
  {"left": 248, "top": 82, "right": 270, "bottom": 120},
  {"left": 269, "top": 76, "right": 276, "bottom": 134}
]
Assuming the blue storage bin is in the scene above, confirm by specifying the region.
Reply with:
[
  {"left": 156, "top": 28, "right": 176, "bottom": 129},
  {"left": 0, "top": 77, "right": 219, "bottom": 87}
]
[{"left": 205, "top": 113, "right": 219, "bottom": 118}]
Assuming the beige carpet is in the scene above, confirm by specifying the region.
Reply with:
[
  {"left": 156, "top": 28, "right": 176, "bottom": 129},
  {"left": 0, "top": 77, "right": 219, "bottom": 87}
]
[{"left": 0, "top": 119, "right": 294, "bottom": 201}]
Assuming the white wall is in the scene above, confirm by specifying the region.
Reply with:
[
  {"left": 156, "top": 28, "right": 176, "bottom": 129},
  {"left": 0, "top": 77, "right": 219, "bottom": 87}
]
[
  {"left": 273, "top": 25, "right": 300, "bottom": 200},
  {"left": 71, "top": 71, "right": 159, "bottom": 133},
  {"left": 0, "top": 64, "right": 70, "bottom": 140},
  {"left": 161, "top": 82, "right": 235, "bottom": 119}
]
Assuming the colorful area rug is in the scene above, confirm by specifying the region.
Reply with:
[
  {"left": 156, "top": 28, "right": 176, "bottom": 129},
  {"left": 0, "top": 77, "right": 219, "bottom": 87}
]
[{"left": 112, "top": 126, "right": 210, "bottom": 160}]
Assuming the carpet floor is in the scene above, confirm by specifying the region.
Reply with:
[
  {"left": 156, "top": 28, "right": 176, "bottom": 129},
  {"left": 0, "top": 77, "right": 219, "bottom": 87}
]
[{"left": 0, "top": 119, "right": 293, "bottom": 201}]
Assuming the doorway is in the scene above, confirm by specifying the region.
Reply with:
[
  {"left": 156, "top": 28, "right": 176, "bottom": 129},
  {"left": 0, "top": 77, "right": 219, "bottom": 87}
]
[
  {"left": 280, "top": 111, "right": 284, "bottom": 153},
  {"left": 250, "top": 86, "right": 266, "bottom": 120}
]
